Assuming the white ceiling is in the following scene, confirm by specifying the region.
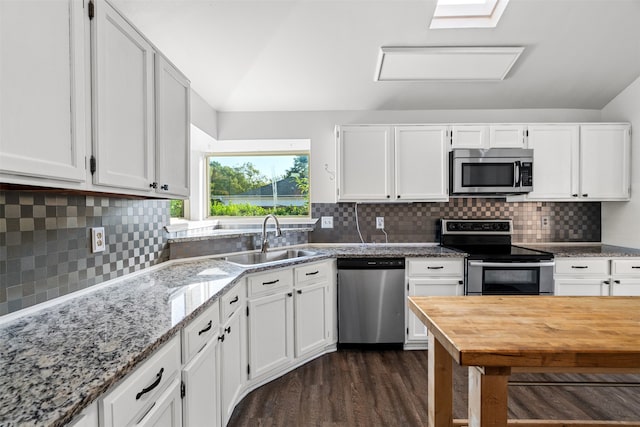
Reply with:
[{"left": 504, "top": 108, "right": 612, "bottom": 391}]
[{"left": 111, "top": 0, "right": 640, "bottom": 112}]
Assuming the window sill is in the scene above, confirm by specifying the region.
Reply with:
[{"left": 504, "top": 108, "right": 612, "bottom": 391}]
[{"left": 165, "top": 217, "right": 318, "bottom": 243}]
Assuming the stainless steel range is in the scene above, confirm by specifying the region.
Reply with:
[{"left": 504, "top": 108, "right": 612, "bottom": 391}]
[{"left": 440, "top": 219, "right": 555, "bottom": 295}]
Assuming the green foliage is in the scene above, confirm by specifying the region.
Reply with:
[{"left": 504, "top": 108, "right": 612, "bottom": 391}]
[
  {"left": 170, "top": 200, "right": 184, "bottom": 218},
  {"left": 210, "top": 202, "right": 308, "bottom": 217},
  {"left": 209, "top": 160, "right": 270, "bottom": 195}
]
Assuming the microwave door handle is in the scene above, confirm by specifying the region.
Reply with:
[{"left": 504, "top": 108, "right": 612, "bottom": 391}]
[{"left": 514, "top": 161, "right": 521, "bottom": 187}]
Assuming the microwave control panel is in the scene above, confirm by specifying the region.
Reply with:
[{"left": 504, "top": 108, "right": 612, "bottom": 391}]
[{"left": 521, "top": 162, "right": 533, "bottom": 186}]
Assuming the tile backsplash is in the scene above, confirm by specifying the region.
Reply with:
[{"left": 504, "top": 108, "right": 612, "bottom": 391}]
[
  {"left": 0, "top": 190, "right": 602, "bottom": 316},
  {"left": 310, "top": 199, "right": 601, "bottom": 244},
  {"left": 0, "top": 190, "right": 170, "bottom": 315}
]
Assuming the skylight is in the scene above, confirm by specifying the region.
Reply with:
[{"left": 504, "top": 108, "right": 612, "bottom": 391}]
[{"left": 430, "top": 0, "right": 510, "bottom": 29}]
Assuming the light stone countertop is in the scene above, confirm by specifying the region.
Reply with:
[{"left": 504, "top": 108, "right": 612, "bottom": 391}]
[
  {"left": 517, "top": 243, "right": 640, "bottom": 257},
  {"left": 0, "top": 244, "right": 463, "bottom": 427}
]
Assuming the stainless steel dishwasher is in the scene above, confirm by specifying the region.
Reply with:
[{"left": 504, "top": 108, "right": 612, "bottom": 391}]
[{"left": 337, "top": 258, "right": 405, "bottom": 344}]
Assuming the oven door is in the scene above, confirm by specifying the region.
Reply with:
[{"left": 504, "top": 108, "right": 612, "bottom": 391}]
[{"left": 466, "top": 260, "right": 555, "bottom": 295}]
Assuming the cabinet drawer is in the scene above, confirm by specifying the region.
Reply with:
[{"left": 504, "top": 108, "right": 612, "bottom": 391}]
[
  {"left": 248, "top": 269, "right": 293, "bottom": 297},
  {"left": 221, "top": 281, "right": 245, "bottom": 321},
  {"left": 295, "top": 261, "right": 330, "bottom": 287},
  {"left": 554, "top": 258, "right": 609, "bottom": 275},
  {"left": 101, "top": 335, "right": 181, "bottom": 427},
  {"left": 407, "top": 258, "right": 464, "bottom": 277},
  {"left": 611, "top": 259, "right": 640, "bottom": 276},
  {"left": 182, "top": 301, "right": 220, "bottom": 363}
]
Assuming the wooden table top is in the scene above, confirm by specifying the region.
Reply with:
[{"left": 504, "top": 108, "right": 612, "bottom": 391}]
[{"left": 409, "top": 296, "right": 640, "bottom": 369}]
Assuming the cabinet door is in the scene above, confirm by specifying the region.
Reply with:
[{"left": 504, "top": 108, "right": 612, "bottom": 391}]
[
  {"left": 138, "top": 379, "right": 182, "bottom": 427},
  {"left": 394, "top": 126, "right": 448, "bottom": 201},
  {"left": 92, "top": 0, "right": 155, "bottom": 192},
  {"left": 554, "top": 278, "right": 608, "bottom": 296},
  {"left": 489, "top": 125, "right": 526, "bottom": 148},
  {"left": 0, "top": 0, "right": 86, "bottom": 183},
  {"left": 156, "top": 54, "right": 190, "bottom": 198},
  {"left": 610, "top": 279, "right": 640, "bottom": 296},
  {"left": 247, "top": 291, "right": 294, "bottom": 379},
  {"left": 220, "top": 310, "right": 245, "bottom": 425},
  {"left": 294, "top": 282, "right": 327, "bottom": 358},
  {"left": 579, "top": 124, "right": 630, "bottom": 200},
  {"left": 526, "top": 125, "right": 579, "bottom": 200},
  {"left": 182, "top": 339, "right": 219, "bottom": 427},
  {"left": 407, "top": 278, "right": 462, "bottom": 342},
  {"left": 451, "top": 125, "right": 488, "bottom": 149},
  {"left": 337, "top": 125, "right": 393, "bottom": 201}
]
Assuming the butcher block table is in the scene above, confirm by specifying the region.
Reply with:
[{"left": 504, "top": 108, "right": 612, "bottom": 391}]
[{"left": 408, "top": 296, "right": 640, "bottom": 427}]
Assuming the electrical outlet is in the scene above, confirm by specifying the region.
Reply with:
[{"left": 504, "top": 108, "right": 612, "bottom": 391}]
[
  {"left": 321, "top": 216, "right": 334, "bottom": 229},
  {"left": 91, "top": 227, "right": 106, "bottom": 253},
  {"left": 376, "top": 217, "right": 384, "bottom": 229},
  {"left": 541, "top": 216, "right": 550, "bottom": 230}
]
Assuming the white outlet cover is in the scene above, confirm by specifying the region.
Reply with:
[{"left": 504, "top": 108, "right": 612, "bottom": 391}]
[
  {"left": 376, "top": 217, "right": 384, "bottom": 229},
  {"left": 321, "top": 216, "right": 333, "bottom": 229},
  {"left": 91, "top": 227, "right": 106, "bottom": 253}
]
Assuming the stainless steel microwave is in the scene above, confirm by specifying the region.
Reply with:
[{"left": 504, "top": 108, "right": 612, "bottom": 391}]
[{"left": 449, "top": 148, "right": 533, "bottom": 195}]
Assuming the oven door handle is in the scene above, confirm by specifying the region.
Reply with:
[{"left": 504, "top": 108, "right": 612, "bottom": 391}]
[{"left": 468, "top": 261, "right": 555, "bottom": 268}]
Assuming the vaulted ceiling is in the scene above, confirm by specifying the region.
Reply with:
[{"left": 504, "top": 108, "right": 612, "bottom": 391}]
[{"left": 112, "top": 0, "right": 640, "bottom": 112}]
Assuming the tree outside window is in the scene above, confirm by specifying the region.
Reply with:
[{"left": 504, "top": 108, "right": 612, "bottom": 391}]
[{"left": 207, "top": 154, "right": 309, "bottom": 217}]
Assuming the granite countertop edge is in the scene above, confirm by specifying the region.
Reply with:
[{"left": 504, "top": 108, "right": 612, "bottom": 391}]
[{"left": 0, "top": 244, "right": 464, "bottom": 426}]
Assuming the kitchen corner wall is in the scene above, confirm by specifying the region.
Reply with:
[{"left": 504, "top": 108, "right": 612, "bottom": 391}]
[
  {"left": 310, "top": 199, "right": 601, "bottom": 244},
  {"left": 0, "top": 190, "right": 170, "bottom": 316}
]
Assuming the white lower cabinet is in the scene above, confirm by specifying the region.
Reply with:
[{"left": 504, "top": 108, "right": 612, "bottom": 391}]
[
  {"left": 294, "top": 281, "right": 328, "bottom": 358},
  {"left": 220, "top": 285, "right": 246, "bottom": 426},
  {"left": 69, "top": 401, "right": 98, "bottom": 427},
  {"left": 100, "top": 335, "right": 181, "bottom": 427},
  {"left": 554, "top": 257, "right": 640, "bottom": 296},
  {"left": 137, "top": 379, "right": 182, "bottom": 427},
  {"left": 405, "top": 258, "right": 464, "bottom": 349},
  {"left": 247, "top": 290, "right": 295, "bottom": 378},
  {"left": 181, "top": 301, "right": 220, "bottom": 427}
]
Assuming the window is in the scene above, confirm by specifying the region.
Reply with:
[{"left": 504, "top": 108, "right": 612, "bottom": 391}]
[
  {"left": 207, "top": 153, "right": 309, "bottom": 217},
  {"left": 430, "top": 0, "right": 510, "bottom": 29}
]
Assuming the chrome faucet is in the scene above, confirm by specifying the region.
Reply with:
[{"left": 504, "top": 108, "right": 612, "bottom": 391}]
[{"left": 261, "top": 214, "right": 282, "bottom": 253}]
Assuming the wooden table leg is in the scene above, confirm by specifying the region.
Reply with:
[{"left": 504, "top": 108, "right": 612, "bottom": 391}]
[
  {"left": 428, "top": 333, "right": 453, "bottom": 427},
  {"left": 468, "top": 366, "right": 511, "bottom": 427}
]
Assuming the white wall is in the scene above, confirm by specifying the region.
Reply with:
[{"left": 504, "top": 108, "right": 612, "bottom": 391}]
[
  {"left": 217, "top": 109, "right": 601, "bottom": 202},
  {"left": 190, "top": 89, "right": 218, "bottom": 139},
  {"left": 601, "top": 76, "right": 640, "bottom": 247}
]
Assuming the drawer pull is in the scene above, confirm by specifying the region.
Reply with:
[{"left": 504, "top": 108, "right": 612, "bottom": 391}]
[
  {"left": 198, "top": 320, "right": 212, "bottom": 336},
  {"left": 427, "top": 266, "right": 444, "bottom": 270},
  {"left": 297, "top": 290, "right": 302, "bottom": 294},
  {"left": 218, "top": 335, "right": 225, "bottom": 342},
  {"left": 305, "top": 271, "right": 319, "bottom": 276},
  {"left": 229, "top": 296, "right": 239, "bottom": 304},
  {"left": 263, "top": 279, "right": 280, "bottom": 286},
  {"left": 136, "top": 367, "right": 164, "bottom": 400},
  {"left": 632, "top": 266, "right": 640, "bottom": 269},
  {"left": 614, "top": 280, "right": 621, "bottom": 284},
  {"left": 571, "top": 266, "right": 589, "bottom": 269},
  {"left": 287, "top": 292, "right": 293, "bottom": 297},
  {"left": 225, "top": 326, "right": 231, "bottom": 334}
]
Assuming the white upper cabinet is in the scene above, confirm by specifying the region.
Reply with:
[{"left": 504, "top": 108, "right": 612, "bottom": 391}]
[
  {"left": 394, "top": 126, "right": 448, "bottom": 201},
  {"left": 526, "top": 123, "right": 630, "bottom": 201},
  {"left": 579, "top": 124, "right": 630, "bottom": 200},
  {"left": 155, "top": 54, "right": 190, "bottom": 198},
  {"left": 91, "top": 0, "right": 156, "bottom": 192},
  {"left": 451, "top": 124, "right": 526, "bottom": 148},
  {"left": 526, "top": 124, "right": 580, "bottom": 200},
  {"left": 489, "top": 124, "right": 526, "bottom": 148},
  {"left": 0, "top": 0, "right": 87, "bottom": 184},
  {"left": 450, "top": 125, "right": 488, "bottom": 149},
  {"left": 337, "top": 125, "right": 393, "bottom": 201},
  {"left": 337, "top": 125, "right": 448, "bottom": 202}
]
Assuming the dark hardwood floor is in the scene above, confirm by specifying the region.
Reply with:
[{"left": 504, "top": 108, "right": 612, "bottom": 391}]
[{"left": 228, "top": 349, "right": 640, "bottom": 426}]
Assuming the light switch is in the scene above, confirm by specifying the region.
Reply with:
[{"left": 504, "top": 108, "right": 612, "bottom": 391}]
[{"left": 91, "top": 227, "right": 106, "bottom": 253}]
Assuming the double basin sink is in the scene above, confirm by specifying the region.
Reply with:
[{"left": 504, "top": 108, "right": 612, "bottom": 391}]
[{"left": 224, "top": 249, "right": 318, "bottom": 266}]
